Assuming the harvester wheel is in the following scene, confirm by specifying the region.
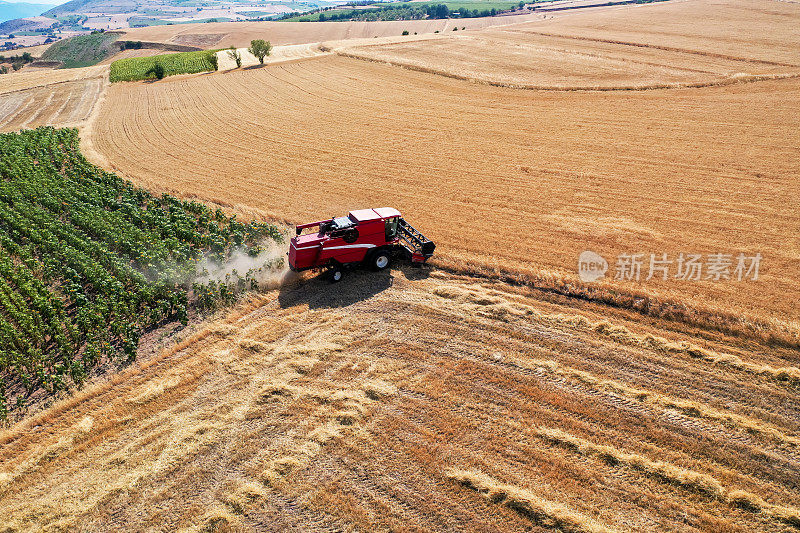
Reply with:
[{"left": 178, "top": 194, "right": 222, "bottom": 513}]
[
  {"left": 370, "top": 249, "right": 392, "bottom": 271},
  {"left": 328, "top": 266, "right": 344, "bottom": 283}
]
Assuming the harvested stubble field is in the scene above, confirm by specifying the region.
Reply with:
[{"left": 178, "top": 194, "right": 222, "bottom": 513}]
[
  {"left": 97, "top": 47, "right": 172, "bottom": 65},
  {"left": 87, "top": 54, "right": 800, "bottom": 332},
  {"left": 0, "top": 66, "right": 109, "bottom": 134},
  {"left": 339, "top": 28, "right": 800, "bottom": 90},
  {"left": 2, "top": 270, "right": 800, "bottom": 531},
  {"left": 338, "top": 0, "right": 800, "bottom": 89},
  {"left": 0, "top": 78, "right": 106, "bottom": 132},
  {"left": 0, "top": 65, "right": 107, "bottom": 96},
  {"left": 517, "top": 0, "right": 800, "bottom": 66},
  {"left": 118, "top": 12, "right": 539, "bottom": 49}
]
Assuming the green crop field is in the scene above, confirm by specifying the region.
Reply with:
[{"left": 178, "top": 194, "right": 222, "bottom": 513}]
[
  {"left": 40, "top": 32, "right": 120, "bottom": 69},
  {"left": 109, "top": 49, "right": 219, "bottom": 82},
  {"left": 0, "top": 128, "right": 282, "bottom": 419}
]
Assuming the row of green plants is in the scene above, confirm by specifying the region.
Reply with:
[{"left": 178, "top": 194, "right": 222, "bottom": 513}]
[
  {"left": 109, "top": 49, "right": 220, "bottom": 82},
  {"left": 0, "top": 127, "right": 283, "bottom": 419}
]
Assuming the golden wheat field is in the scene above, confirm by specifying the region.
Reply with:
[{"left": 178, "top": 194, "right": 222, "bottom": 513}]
[
  {"left": 2, "top": 269, "right": 800, "bottom": 531},
  {"left": 87, "top": 58, "right": 800, "bottom": 331}
]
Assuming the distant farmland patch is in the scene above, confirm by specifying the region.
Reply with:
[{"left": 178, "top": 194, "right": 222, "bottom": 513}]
[{"left": 339, "top": 29, "right": 800, "bottom": 89}]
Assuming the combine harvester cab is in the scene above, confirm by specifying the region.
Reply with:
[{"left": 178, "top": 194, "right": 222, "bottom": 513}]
[{"left": 288, "top": 207, "right": 435, "bottom": 282}]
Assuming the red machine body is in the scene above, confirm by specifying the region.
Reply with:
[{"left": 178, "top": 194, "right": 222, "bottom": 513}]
[{"left": 288, "top": 207, "right": 435, "bottom": 278}]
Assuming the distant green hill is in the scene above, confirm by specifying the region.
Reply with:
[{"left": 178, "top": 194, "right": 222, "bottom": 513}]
[{"left": 40, "top": 31, "right": 119, "bottom": 68}]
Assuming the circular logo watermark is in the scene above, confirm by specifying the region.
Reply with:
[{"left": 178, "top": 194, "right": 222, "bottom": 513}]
[{"left": 578, "top": 250, "right": 608, "bottom": 282}]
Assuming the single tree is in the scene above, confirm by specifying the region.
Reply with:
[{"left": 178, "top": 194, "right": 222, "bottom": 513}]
[
  {"left": 206, "top": 50, "right": 218, "bottom": 71},
  {"left": 248, "top": 39, "right": 272, "bottom": 65},
  {"left": 146, "top": 62, "right": 165, "bottom": 80},
  {"left": 227, "top": 46, "right": 242, "bottom": 68}
]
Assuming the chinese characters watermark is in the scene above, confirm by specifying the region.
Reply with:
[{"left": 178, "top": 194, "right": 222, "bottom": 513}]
[{"left": 578, "top": 251, "right": 761, "bottom": 282}]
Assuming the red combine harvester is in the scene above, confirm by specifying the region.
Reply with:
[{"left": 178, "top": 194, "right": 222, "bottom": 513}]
[{"left": 288, "top": 207, "right": 435, "bottom": 282}]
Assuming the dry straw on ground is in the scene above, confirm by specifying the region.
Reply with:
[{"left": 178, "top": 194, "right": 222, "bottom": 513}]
[{"left": 446, "top": 468, "right": 617, "bottom": 533}]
